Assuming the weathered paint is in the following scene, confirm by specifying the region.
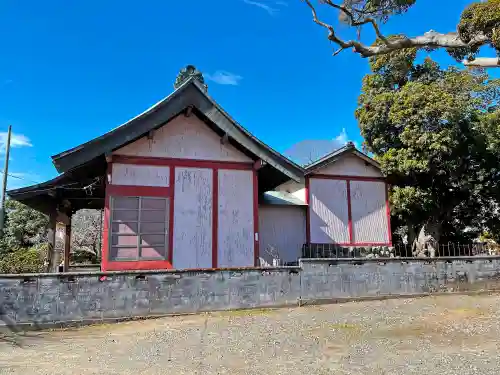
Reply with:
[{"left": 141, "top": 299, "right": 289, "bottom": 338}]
[
  {"left": 274, "top": 180, "right": 306, "bottom": 203},
  {"left": 3, "top": 259, "right": 500, "bottom": 328},
  {"left": 111, "top": 164, "right": 170, "bottom": 187},
  {"left": 258, "top": 206, "right": 306, "bottom": 266},
  {"left": 102, "top": 165, "right": 173, "bottom": 271},
  {"left": 309, "top": 179, "right": 350, "bottom": 243},
  {"left": 350, "top": 180, "right": 389, "bottom": 243},
  {"left": 173, "top": 167, "right": 213, "bottom": 269},
  {"left": 113, "top": 115, "right": 252, "bottom": 163},
  {"left": 217, "top": 169, "right": 254, "bottom": 267},
  {"left": 314, "top": 154, "right": 383, "bottom": 177}
]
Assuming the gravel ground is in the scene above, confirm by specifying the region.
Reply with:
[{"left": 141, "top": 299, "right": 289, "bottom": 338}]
[{"left": 0, "top": 294, "right": 500, "bottom": 374}]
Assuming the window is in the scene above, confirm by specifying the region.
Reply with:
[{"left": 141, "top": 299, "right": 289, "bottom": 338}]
[{"left": 109, "top": 196, "right": 169, "bottom": 261}]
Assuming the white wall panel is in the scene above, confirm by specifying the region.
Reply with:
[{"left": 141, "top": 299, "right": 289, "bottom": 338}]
[
  {"left": 111, "top": 164, "right": 170, "bottom": 187},
  {"left": 274, "top": 180, "right": 306, "bottom": 203},
  {"left": 350, "top": 180, "right": 389, "bottom": 243},
  {"left": 309, "top": 179, "right": 349, "bottom": 243},
  {"left": 258, "top": 206, "right": 306, "bottom": 266},
  {"left": 173, "top": 167, "right": 213, "bottom": 269},
  {"left": 315, "top": 155, "right": 383, "bottom": 177},
  {"left": 113, "top": 115, "right": 251, "bottom": 162},
  {"left": 217, "top": 170, "right": 254, "bottom": 267}
]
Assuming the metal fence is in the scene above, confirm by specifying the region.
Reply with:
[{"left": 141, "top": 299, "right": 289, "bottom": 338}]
[{"left": 300, "top": 242, "right": 500, "bottom": 260}]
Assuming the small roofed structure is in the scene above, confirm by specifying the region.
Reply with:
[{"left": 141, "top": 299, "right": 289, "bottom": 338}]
[
  {"left": 8, "top": 65, "right": 304, "bottom": 272},
  {"left": 8, "top": 65, "right": 391, "bottom": 272}
]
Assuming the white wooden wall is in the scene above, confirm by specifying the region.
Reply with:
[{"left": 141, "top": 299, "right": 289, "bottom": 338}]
[
  {"left": 217, "top": 169, "right": 254, "bottom": 267},
  {"left": 173, "top": 167, "right": 213, "bottom": 269},
  {"left": 316, "top": 154, "right": 382, "bottom": 177},
  {"left": 111, "top": 164, "right": 170, "bottom": 186},
  {"left": 309, "top": 179, "right": 350, "bottom": 243},
  {"left": 113, "top": 115, "right": 252, "bottom": 162},
  {"left": 258, "top": 206, "right": 306, "bottom": 265},
  {"left": 350, "top": 180, "right": 388, "bottom": 243},
  {"left": 274, "top": 180, "right": 306, "bottom": 204}
]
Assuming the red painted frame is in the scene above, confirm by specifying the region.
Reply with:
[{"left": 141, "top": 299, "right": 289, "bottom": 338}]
[
  {"left": 305, "top": 173, "right": 392, "bottom": 247},
  {"left": 101, "top": 155, "right": 260, "bottom": 271}
]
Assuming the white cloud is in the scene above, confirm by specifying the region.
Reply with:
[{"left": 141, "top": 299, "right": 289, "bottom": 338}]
[
  {"left": 0, "top": 132, "right": 32, "bottom": 148},
  {"left": 205, "top": 71, "right": 243, "bottom": 86},
  {"left": 334, "top": 128, "right": 349, "bottom": 145},
  {"left": 242, "top": 0, "right": 286, "bottom": 15},
  {"left": 0, "top": 132, "right": 32, "bottom": 154}
]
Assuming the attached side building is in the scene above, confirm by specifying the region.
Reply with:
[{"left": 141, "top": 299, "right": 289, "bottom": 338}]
[
  {"left": 258, "top": 143, "right": 392, "bottom": 265},
  {"left": 8, "top": 67, "right": 391, "bottom": 271}
]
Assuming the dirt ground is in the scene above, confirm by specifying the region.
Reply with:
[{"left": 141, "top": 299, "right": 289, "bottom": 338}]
[{"left": 0, "top": 294, "right": 500, "bottom": 375}]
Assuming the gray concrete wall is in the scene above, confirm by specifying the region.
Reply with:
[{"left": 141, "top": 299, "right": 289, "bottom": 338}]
[{"left": 1, "top": 258, "right": 500, "bottom": 329}]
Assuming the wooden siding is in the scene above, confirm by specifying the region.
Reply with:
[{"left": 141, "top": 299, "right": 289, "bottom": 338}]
[
  {"left": 173, "top": 167, "right": 213, "bottom": 269},
  {"left": 309, "top": 179, "right": 350, "bottom": 243},
  {"left": 274, "top": 180, "right": 306, "bottom": 203},
  {"left": 314, "top": 154, "right": 382, "bottom": 177},
  {"left": 350, "top": 180, "right": 388, "bottom": 243},
  {"left": 217, "top": 169, "right": 254, "bottom": 267},
  {"left": 111, "top": 164, "right": 170, "bottom": 187},
  {"left": 113, "top": 115, "right": 252, "bottom": 163},
  {"left": 258, "top": 206, "right": 306, "bottom": 265}
]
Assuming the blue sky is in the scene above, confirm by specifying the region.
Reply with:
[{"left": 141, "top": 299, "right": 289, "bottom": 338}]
[{"left": 0, "top": 0, "right": 491, "bottom": 189}]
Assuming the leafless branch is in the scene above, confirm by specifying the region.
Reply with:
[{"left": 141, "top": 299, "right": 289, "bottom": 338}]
[{"left": 303, "top": 0, "right": 498, "bottom": 68}]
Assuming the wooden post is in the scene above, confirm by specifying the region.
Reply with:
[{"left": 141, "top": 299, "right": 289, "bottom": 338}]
[
  {"left": 46, "top": 210, "right": 57, "bottom": 273},
  {"left": 0, "top": 125, "right": 12, "bottom": 235},
  {"left": 63, "top": 216, "right": 72, "bottom": 272}
]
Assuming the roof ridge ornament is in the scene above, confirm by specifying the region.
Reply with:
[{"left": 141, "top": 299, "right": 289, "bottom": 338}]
[{"left": 174, "top": 64, "right": 208, "bottom": 91}]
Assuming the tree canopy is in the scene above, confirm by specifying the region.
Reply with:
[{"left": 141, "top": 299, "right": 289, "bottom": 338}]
[
  {"left": 304, "top": 0, "right": 500, "bottom": 68},
  {"left": 355, "top": 49, "right": 500, "bottom": 247}
]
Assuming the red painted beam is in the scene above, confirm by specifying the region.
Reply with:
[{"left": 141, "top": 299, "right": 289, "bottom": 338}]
[{"left": 112, "top": 155, "right": 254, "bottom": 170}]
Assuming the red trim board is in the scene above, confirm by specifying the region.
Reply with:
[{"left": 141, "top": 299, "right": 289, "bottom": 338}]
[
  {"left": 102, "top": 156, "right": 260, "bottom": 271},
  {"left": 305, "top": 176, "right": 311, "bottom": 244},
  {"left": 101, "top": 169, "right": 174, "bottom": 271},
  {"left": 306, "top": 174, "right": 392, "bottom": 247},
  {"left": 385, "top": 183, "right": 393, "bottom": 245},
  {"left": 168, "top": 166, "right": 175, "bottom": 265},
  {"left": 346, "top": 180, "right": 353, "bottom": 244},
  {"left": 253, "top": 168, "right": 259, "bottom": 266},
  {"left": 112, "top": 155, "right": 254, "bottom": 170},
  {"left": 212, "top": 169, "right": 218, "bottom": 268}
]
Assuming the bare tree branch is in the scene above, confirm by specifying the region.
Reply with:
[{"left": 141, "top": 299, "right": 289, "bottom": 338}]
[
  {"left": 463, "top": 57, "right": 500, "bottom": 68},
  {"left": 303, "top": 0, "right": 498, "bottom": 68}
]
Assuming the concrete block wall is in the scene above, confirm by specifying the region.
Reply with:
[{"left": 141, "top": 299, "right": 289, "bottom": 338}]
[
  {"left": 1, "top": 258, "right": 500, "bottom": 328},
  {"left": 0, "top": 268, "right": 301, "bottom": 327},
  {"left": 299, "top": 258, "right": 500, "bottom": 300}
]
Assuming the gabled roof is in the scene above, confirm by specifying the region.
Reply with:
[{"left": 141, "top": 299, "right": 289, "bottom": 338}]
[
  {"left": 51, "top": 77, "right": 304, "bottom": 184},
  {"left": 304, "top": 142, "right": 381, "bottom": 174}
]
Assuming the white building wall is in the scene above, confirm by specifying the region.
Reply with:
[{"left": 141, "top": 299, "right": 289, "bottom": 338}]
[
  {"left": 309, "top": 179, "right": 350, "bottom": 243},
  {"left": 350, "top": 180, "right": 389, "bottom": 243},
  {"left": 314, "top": 154, "right": 382, "bottom": 177},
  {"left": 258, "top": 206, "right": 306, "bottom": 265},
  {"left": 113, "top": 115, "right": 252, "bottom": 162},
  {"left": 173, "top": 167, "right": 213, "bottom": 269},
  {"left": 111, "top": 164, "right": 170, "bottom": 187},
  {"left": 274, "top": 180, "right": 306, "bottom": 203},
  {"left": 217, "top": 169, "right": 254, "bottom": 267}
]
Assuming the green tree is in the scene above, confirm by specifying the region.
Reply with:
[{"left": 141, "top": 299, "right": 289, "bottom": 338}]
[
  {"left": 1, "top": 199, "right": 48, "bottom": 252},
  {"left": 304, "top": 0, "right": 500, "bottom": 68},
  {"left": 355, "top": 50, "right": 500, "bottom": 249}
]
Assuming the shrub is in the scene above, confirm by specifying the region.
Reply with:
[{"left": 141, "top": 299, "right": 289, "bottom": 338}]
[{"left": 0, "top": 246, "right": 45, "bottom": 274}]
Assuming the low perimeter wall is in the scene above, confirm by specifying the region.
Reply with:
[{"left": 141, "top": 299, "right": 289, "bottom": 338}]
[{"left": 2, "top": 258, "right": 500, "bottom": 329}]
